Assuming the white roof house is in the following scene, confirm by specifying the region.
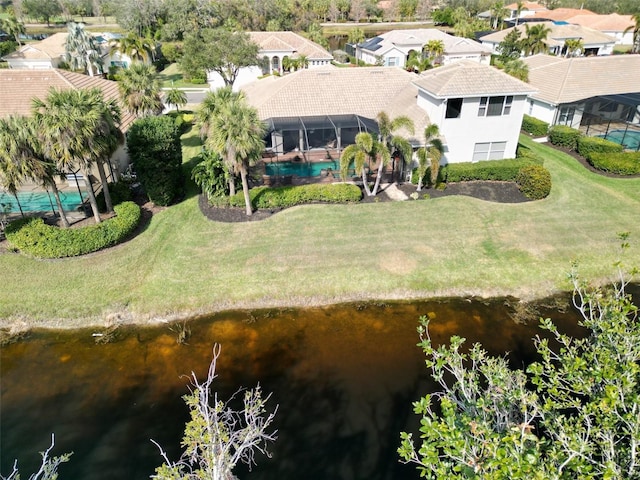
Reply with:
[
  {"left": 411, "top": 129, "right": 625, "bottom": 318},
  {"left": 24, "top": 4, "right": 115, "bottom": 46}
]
[
  {"left": 207, "top": 31, "right": 333, "bottom": 91},
  {"left": 241, "top": 63, "right": 535, "bottom": 165},
  {"left": 479, "top": 21, "right": 617, "bottom": 56},
  {"left": 521, "top": 54, "right": 640, "bottom": 132},
  {"left": 2, "top": 32, "right": 68, "bottom": 69},
  {"left": 355, "top": 29, "right": 492, "bottom": 68}
]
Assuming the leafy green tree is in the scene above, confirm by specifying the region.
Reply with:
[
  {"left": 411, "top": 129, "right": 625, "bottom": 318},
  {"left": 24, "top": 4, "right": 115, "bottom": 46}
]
[
  {"left": 22, "top": 0, "right": 61, "bottom": 26},
  {"left": 497, "top": 28, "right": 523, "bottom": 62},
  {"left": 64, "top": 22, "right": 103, "bottom": 76},
  {"left": 33, "top": 88, "right": 122, "bottom": 222},
  {"left": 0, "top": 14, "right": 25, "bottom": 45},
  {"left": 399, "top": 240, "right": 640, "bottom": 479},
  {"left": 415, "top": 124, "right": 443, "bottom": 190},
  {"left": 152, "top": 344, "right": 278, "bottom": 480},
  {"left": 180, "top": 28, "right": 259, "bottom": 88},
  {"left": 206, "top": 93, "right": 265, "bottom": 216},
  {"left": 116, "top": 62, "right": 163, "bottom": 117},
  {"left": 165, "top": 88, "right": 187, "bottom": 112},
  {"left": 1, "top": 434, "right": 72, "bottom": 480},
  {"left": 502, "top": 58, "right": 529, "bottom": 81},
  {"left": 126, "top": 116, "right": 183, "bottom": 206},
  {"left": 432, "top": 7, "right": 455, "bottom": 26},
  {"left": 191, "top": 149, "right": 230, "bottom": 200}
]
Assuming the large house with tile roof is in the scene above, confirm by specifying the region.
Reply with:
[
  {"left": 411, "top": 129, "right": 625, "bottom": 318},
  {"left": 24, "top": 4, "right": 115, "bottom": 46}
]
[
  {"left": 0, "top": 69, "right": 136, "bottom": 179},
  {"left": 207, "top": 31, "right": 333, "bottom": 91},
  {"left": 355, "top": 29, "right": 492, "bottom": 68},
  {"left": 521, "top": 54, "right": 640, "bottom": 139},
  {"left": 241, "top": 63, "right": 534, "bottom": 168},
  {"left": 479, "top": 22, "right": 616, "bottom": 56},
  {"left": 2, "top": 32, "right": 68, "bottom": 69}
]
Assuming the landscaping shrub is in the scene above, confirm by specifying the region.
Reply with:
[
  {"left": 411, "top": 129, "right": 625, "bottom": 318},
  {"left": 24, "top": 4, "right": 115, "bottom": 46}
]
[
  {"left": 126, "top": 116, "right": 184, "bottom": 206},
  {"left": 577, "top": 136, "right": 624, "bottom": 157},
  {"left": 585, "top": 151, "right": 640, "bottom": 175},
  {"left": 96, "top": 181, "right": 133, "bottom": 212},
  {"left": 166, "top": 111, "right": 193, "bottom": 133},
  {"left": 442, "top": 158, "right": 541, "bottom": 183},
  {"left": 516, "top": 164, "right": 552, "bottom": 200},
  {"left": 5, "top": 202, "right": 141, "bottom": 258},
  {"left": 548, "top": 125, "right": 583, "bottom": 150},
  {"left": 220, "top": 183, "right": 362, "bottom": 209},
  {"left": 521, "top": 115, "right": 549, "bottom": 137}
]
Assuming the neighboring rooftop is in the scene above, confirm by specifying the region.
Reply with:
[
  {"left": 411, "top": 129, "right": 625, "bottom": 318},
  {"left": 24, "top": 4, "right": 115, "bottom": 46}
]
[
  {"left": 2, "top": 32, "right": 68, "bottom": 60},
  {"left": 360, "top": 28, "right": 492, "bottom": 56},
  {"left": 479, "top": 21, "right": 617, "bottom": 48},
  {"left": 522, "top": 54, "right": 640, "bottom": 104},
  {"left": 562, "top": 13, "right": 634, "bottom": 33},
  {"left": 248, "top": 31, "right": 332, "bottom": 60},
  {"left": 528, "top": 7, "right": 596, "bottom": 21},
  {"left": 242, "top": 66, "right": 430, "bottom": 144},
  {"left": 0, "top": 69, "right": 136, "bottom": 131},
  {"left": 413, "top": 60, "right": 536, "bottom": 98}
]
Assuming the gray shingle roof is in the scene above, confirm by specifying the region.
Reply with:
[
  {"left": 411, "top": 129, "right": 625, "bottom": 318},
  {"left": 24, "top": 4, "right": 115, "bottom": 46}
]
[
  {"left": 522, "top": 54, "right": 640, "bottom": 104},
  {"left": 413, "top": 61, "right": 536, "bottom": 98},
  {"left": 241, "top": 66, "right": 430, "bottom": 144}
]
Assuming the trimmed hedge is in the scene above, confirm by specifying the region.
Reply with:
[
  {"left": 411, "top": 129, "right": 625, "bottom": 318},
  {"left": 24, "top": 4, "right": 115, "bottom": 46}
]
[
  {"left": 576, "top": 136, "right": 624, "bottom": 157},
  {"left": 585, "top": 151, "right": 640, "bottom": 175},
  {"left": 214, "top": 183, "right": 362, "bottom": 209},
  {"left": 521, "top": 114, "right": 549, "bottom": 137},
  {"left": 5, "top": 202, "right": 141, "bottom": 258},
  {"left": 516, "top": 164, "right": 552, "bottom": 200},
  {"left": 442, "top": 157, "right": 542, "bottom": 183},
  {"left": 548, "top": 125, "right": 583, "bottom": 150}
]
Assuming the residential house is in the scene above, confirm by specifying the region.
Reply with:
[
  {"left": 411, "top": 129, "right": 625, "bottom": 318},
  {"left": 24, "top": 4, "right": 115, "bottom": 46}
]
[
  {"left": 521, "top": 54, "right": 640, "bottom": 137},
  {"left": 207, "top": 31, "right": 333, "bottom": 91},
  {"left": 241, "top": 63, "right": 534, "bottom": 169},
  {"left": 479, "top": 2, "right": 547, "bottom": 24},
  {"left": 2, "top": 32, "right": 68, "bottom": 69},
  {"left": 0, "top": 69, "right": 136, "bottom": 181},
  {"left": 479, "top": 22, "right": 616, "bottom": 56},
  {"left": 355, "top": 29, "right": 492, "bottom": 68}
]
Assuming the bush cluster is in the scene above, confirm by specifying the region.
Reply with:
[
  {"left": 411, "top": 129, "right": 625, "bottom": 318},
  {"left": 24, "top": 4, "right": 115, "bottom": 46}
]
[
  {"left": 216, "top": 183, "right": 362, "bottom": 209},
  {"left": 126, "top": 116, "right": 184, "bottom": 206},
  {"left": 442, "top": 157, "right": 542, "bottom": 183},
  {"left": 166, "top": 111, "right": 194, "bottom": 134},
  {"left": 5, "top": 202, "right": 141, "bottom": 258},
  {"left": 96, "top": 181, "right": 133, "bottom": 213},
  {"left": 516, "top": 164, "right": 552, "bottom": 200},
  {"left": 548, "top": 125, "right": 583, "bottom": 150},
  {"left": 576, "top": 136, "right": 624, "bottom": 157},
  {"left": 521, "top": 115, "right": 549, "bottom": 137},
  {"left": 585, "top": 151, "right": 640, "bottom": 175}
]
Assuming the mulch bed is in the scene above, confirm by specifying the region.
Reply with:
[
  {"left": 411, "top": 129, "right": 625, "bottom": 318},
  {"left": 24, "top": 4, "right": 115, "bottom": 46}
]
[{"left": 198, "top": 180, "right": 530, "bottom": 224}]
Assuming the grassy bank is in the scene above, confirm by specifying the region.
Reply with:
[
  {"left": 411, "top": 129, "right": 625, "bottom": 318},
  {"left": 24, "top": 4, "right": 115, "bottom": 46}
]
[{"left": 1, "top": 131, "right": 639, "bottom": 328}]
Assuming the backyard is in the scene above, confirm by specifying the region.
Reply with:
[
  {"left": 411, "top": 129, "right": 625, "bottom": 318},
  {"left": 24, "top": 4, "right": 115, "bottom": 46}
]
[{"left": 0, "top": 130, "right": 639, "bottom": 328}]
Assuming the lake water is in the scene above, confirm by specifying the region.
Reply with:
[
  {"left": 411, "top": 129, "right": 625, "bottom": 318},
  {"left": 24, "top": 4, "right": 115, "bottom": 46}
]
[{"left": 1, "top": 297, "right": 587, "bottom": 479}]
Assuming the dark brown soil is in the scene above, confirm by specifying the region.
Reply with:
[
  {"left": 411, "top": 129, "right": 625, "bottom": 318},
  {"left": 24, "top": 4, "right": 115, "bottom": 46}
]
[{"left": 198, "top": 180, "right": 530, "bottom": 223}]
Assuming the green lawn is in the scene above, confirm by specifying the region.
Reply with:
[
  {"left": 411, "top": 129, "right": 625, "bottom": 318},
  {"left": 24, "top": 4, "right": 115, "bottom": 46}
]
[
  {"left": 158, "top": 63, "right": 208, "bottom": 89},
  {"left": 1, "top": 131, "right": 639, "bottom": 328}
]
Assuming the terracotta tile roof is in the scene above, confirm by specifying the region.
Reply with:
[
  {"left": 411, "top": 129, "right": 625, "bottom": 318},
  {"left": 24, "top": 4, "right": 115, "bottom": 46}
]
[
  {"left": 248, "top": 31, "right": 332, "bottom": 60},
  {"left": 479, "top": 21, "right": 616, "bottom": 47},
  {"left": 528, "top": 8, "right": 595, "bottom": 21},
  {"left": 522, "top": 54, "right": 640, "bottom": 104},
  {"left": 566, "top": 13, "right": 635, "bottom": 33},
  {"left": 3, "top": 32, "right": 68, "bottom": 60},
  {"left": 412, "top": 60, "right": 536, "bottom": 98},
  {"left": 0, "top": 69, "right": 136, "bottom": 131},
  {"left": 241, "top": 66, "right": 430, "bottom": 144}
]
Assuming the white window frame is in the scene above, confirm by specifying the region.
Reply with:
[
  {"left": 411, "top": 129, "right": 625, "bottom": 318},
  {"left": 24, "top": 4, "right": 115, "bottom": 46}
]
[
  {"left": 472, "top": 141, "right": 507, "bottom": 162},
  {"left": 478, "top": 96, "right": 514, "bottom": 117}
]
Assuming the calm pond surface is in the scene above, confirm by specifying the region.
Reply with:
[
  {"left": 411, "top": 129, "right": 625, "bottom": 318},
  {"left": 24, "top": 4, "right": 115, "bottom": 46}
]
[{"left": 1, "top": 296, "right": 587, "bottom": 479}]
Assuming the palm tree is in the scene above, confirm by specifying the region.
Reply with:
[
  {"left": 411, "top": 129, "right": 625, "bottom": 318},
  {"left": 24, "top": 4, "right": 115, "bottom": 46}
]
[
  {"left": 340, "top": 132, "right": 386, "bottom": 197},
  {"left": 207, "top": 95, "right": 265, "bottom": 216},
  {"left": 165, "top": 88, "right": 188, "bottom": 112},
  {"left": 415, "top": 124, "right": 444, "bottom": 191},
  {"left": 33, "top": 88, "right": 123, "bottom": 223},
  {"left": 376, "top": 112, "right": 415, "bottom": 183},
  {"left": 0, "top": 14, "right": 26, "bottom": 46},
  {"left": 116, "top": 62, "right": 163, "bottom": 117},
  {"left": 490, "top": 1, "right": 508, "bottom": 30},
  {"left": 514, "top": 1, "right": 524, "bottom": 26},
  {"left": 348, "top": 27, "right": 365, "bottom": 65},
  {"left": 64, "top": 22, "right": 103, "bottom": 77},
  {"left": 623, "top": 14, "right": 640, "bottom": 54},
  {"left": 502, "top": 58, "right": 529, "bottom": 81},
  {"left": 109, "top": 33, "right": 155, "bottom": 65},
  {"left": 424, "top": 40, "right": 445, "bottom": 65},
  {"left": 523, "top": 23, "right": 551, "bottom": 56}
]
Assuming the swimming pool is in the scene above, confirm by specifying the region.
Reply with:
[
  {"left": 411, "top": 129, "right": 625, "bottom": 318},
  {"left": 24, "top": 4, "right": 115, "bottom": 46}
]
[
  {"left": 265, "top": 160, "right": 340, "bottom": 177},
  {"left": 0, "top": 190, "right": 87, "bottom": 214},
  {"left": 597, "top": 129, "right": 640, "bottom": 151}
]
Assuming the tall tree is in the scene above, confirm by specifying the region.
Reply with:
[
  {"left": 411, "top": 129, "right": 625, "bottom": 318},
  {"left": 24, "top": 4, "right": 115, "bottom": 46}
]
[
  {"left": 180, "top": 28, "right": 259, "bottom": 88},
  {"left": 563, "top": 38, "right": 584, "bottom": 57},
  {"left": 624, "top": 13, "right": 640, "bottom": 54},
  {"left": 33, "top": 88, "right": 122, "bottom": 223},
  {"left": 116, "top": 62, "right": 163, "bottom": 117},
  {"left": 376, "top": 111, "right": 414, "bottom": 183},
  {"left": 523, "top": 23, "right": 551, "bottom": 55},
  {"left": 22, "top": 0, "right": 61, "bottom": 26},
  {"left": 207, "top": 93, "right": 265, "bottom": 216},
  {"left": 165, "top": 88, "right": 187, "bottom": 112},
  {"left": 64, "top": 22, "right": 103, "bottom": 76},
  {"left": 415, "top": 124, "right": 443, "bottom": 190},
  {"left": 497, "top": 28, "right": 523, "bottom": 62},
  {"left": 0, "top": 14, "right": 25, "bottom": 45},
  {"left": 109, "top": 32, "right": 155, "bottom": 64},
  {"left": 514, "top": 1, "right": 524, "bottom": 26},
  {"left": 340, "top": 132, "right": 388, "bottom": 197},
  {"left": 490, "top": 1, "right": 508, "bottom": 29},
  {"left": 424, "top": 39, "right": 445, "bottom": 64}
]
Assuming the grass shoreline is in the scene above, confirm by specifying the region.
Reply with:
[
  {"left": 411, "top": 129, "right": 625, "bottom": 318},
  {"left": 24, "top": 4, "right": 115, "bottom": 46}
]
[{"left": 1, "top": 132, "right": 639, "bottom": 331}]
